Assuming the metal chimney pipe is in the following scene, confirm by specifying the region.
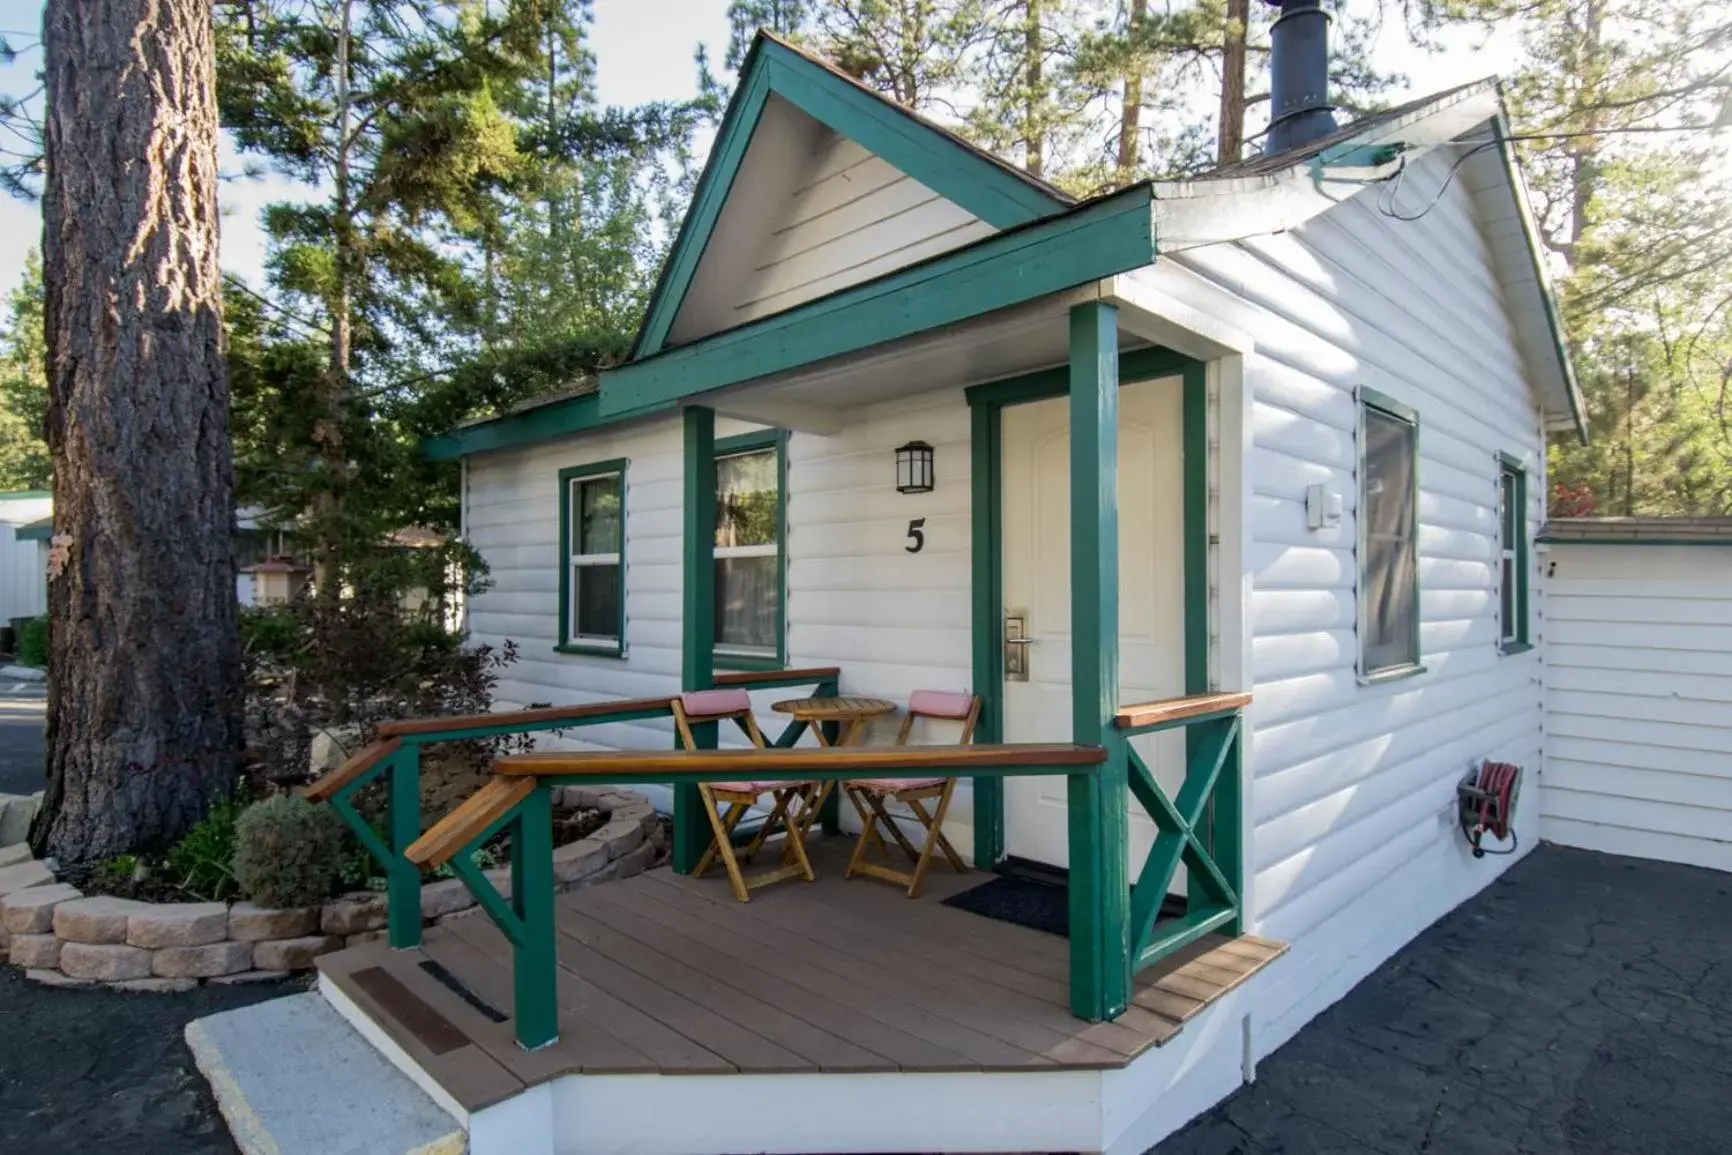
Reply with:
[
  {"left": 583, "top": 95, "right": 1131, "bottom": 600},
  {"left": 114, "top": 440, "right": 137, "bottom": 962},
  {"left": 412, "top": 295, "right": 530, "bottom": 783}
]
[{"left": 1263, "top": 0, "right": 1339, "bottom": 155}]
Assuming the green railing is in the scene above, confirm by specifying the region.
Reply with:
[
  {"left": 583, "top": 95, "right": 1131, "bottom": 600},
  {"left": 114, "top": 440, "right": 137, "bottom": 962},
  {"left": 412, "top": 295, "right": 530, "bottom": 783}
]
[
  {"left": 304, "top": 667, "right": 841, "bottom": 951},
  {"left": 1113, "top": 692, "right": 1247, "bottom": 971}
]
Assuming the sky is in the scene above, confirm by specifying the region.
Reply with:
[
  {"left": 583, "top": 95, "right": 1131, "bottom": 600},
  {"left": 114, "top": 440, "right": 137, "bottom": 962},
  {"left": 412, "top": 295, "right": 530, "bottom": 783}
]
[{"left": 0, "top": 0, "right": 1517, "bottom": 297}]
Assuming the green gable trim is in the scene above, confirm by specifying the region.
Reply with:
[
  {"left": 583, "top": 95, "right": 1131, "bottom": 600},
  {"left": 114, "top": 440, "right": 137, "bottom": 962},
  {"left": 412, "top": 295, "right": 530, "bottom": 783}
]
[
  {"left": 632, "top": 34, "right": 1069, "bottom": 361},
  {"left": 602, "top": 184, "right": 1156, "bottom": 419},
  {"left": 423, "top": 393, "right": 675, "bottom": 463},
  {"left": 1493, "top": 114, "right": 1587, "bottom": 446},
  {"left": 15, "top": 520, "right": 50, "bottom": 541}
]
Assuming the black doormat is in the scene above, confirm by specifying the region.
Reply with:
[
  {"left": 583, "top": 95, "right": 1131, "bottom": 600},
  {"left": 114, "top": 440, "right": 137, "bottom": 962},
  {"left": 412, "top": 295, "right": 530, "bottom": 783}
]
[{"left": 941, "top": 868, "right": 1186, "bottom": 938}]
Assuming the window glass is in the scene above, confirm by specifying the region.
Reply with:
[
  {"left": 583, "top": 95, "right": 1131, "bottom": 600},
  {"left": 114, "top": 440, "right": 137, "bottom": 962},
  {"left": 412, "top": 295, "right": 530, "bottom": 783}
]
[
  {"left": 1362, "top": 405, "right": 1418, "bottom": 674},
  {"left": 714, "top": 447, "right": 780, "bottom": 657},
  {"left": 565, "top": 471, "right": 623, "bottom": 647},
  {"left": 1499, "top": 465, "right": 1525, "bottom": 648}
]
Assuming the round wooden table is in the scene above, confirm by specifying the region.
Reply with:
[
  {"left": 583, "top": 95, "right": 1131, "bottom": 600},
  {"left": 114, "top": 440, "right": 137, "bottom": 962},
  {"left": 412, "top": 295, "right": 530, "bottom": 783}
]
[{"left": 770, "top": 694, "right": 898, "bottom": 747}]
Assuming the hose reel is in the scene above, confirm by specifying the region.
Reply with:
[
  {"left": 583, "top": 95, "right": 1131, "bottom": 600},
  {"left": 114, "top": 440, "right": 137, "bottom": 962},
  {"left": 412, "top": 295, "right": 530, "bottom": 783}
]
[{"left": 1458, "top": 760, "right": 1521, "bottom": 857}]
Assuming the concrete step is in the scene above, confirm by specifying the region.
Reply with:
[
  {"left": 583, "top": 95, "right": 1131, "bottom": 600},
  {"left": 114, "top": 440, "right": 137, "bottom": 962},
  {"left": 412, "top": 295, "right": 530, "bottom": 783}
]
[
  {"left": 0, "top": 792, "right": 41, "bottom": 846},
  {"left": 185, "top": 991, "right": 466, "bottom": 1155}
]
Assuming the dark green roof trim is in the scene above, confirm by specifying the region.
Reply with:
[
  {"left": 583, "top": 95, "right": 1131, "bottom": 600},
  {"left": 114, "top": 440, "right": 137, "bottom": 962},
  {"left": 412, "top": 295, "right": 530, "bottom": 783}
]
[
  {"left": 601, "top": 183, "right": 1156, "bottom": 419},
  {"left": 0, "top": 490, "right": 50, "bottom": 501},
  {"left": 15, "top": 519, "right": 50, "bottom": 541},
  {"left": 630, "top": 33, "right": 1071, "bottom": 361},
  {"left": 422, "top": 393, "right": 676, "bottom": 462},
  {"left": 1493, "top": 113, "right": 1587, "bottom": 446}
]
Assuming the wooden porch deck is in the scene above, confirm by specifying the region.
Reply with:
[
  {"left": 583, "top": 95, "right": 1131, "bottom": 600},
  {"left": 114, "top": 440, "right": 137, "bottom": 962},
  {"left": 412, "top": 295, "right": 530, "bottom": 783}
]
[{"left": 317, "top": 839, "right": 1286, "bottom": 1113}]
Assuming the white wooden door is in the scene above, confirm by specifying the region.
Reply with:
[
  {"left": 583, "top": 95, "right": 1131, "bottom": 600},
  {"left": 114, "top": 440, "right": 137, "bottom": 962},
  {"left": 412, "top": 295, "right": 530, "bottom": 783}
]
[{"left": 1000, "top": 377, "right": 1187, "bottom": 869}]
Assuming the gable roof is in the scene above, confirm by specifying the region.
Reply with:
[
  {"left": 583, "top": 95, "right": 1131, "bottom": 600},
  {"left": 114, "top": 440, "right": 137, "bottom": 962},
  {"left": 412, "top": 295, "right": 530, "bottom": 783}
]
[
  {"left": 1148, "top": 79, "right": 1587, "bottom": 443},
  {"left": 631, "top": 31, "right": 1074, "bottom": 360}
]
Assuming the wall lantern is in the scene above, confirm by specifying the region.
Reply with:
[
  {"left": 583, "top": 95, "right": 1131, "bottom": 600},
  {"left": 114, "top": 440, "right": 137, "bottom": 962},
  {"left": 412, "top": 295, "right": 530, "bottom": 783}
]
[{"left": 895, "top": 441, "right": 935, "bottom": 494}]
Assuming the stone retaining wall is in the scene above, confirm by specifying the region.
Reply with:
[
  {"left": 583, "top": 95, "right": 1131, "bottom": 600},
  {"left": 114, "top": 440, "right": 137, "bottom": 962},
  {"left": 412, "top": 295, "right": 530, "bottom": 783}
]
[{"left": 0, "top": 787, "right": 662, "bottom": 991}]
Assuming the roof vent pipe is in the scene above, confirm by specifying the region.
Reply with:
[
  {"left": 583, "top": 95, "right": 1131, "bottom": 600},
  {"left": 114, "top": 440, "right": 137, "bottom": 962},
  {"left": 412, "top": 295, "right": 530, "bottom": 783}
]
[{"left": 1263, "top": 0, "right": 1339, "bottom": 155}]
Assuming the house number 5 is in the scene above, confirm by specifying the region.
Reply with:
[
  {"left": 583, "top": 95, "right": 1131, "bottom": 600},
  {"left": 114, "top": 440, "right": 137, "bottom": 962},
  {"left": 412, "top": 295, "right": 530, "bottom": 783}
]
[{"left": 905, "top": 518, "right": 926, "bottom": 554}]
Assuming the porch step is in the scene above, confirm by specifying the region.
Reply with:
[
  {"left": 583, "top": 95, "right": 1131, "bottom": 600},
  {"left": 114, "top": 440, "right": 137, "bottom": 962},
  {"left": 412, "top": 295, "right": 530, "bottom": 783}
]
[{"left": 185, "top": 992, "right": 466, "bottom": 1155}]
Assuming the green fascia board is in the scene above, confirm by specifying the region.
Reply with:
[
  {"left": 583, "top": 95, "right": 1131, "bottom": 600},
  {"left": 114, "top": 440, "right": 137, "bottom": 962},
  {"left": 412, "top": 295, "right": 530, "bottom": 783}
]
[
  {"left": 1492, "top": 112, "right": 1587, "bottom": 446},
  {"left": 15, "top": 521, "right": 50, "bottom": 541},
  {"left": 422, "top": 392, "right": 675, "bottom": 462},
  {"left": 0, "top": 490, "right": 50, "bottom": 501},
  {"left": 601, "top": 185, "right": 1157, "bottom": 418},
  {"left": 631, "top": 33, "right": 1069, "bottom": 361}
]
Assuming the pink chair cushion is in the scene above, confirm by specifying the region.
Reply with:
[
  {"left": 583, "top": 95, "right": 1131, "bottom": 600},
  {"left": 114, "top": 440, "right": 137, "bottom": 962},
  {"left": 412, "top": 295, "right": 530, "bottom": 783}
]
[
  {"left": 908, "top": 689, "right": 976, "bottom": 720},
  {"left": 853, "top": 776, "right": 947, "bottom": 793},
  {"left": 680, "top": 688, "right": 753, "bottom": 718},
  {"left": 711, "top": 780, "right": 809, "bottom": 794}
]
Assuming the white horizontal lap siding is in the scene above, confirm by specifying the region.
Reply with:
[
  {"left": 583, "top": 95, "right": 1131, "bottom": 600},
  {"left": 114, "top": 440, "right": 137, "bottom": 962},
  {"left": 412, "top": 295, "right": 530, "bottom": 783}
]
[
  {"left": 465, "top": 416, "right": 765, "bottom": 752},
  {"left": 1542, "top": 542, "right": 1732, "bottom": 872},
  {"left": 733, "top": 133, "right": 995, "bottom": 326},
  {"left": 1156, "top": 145, "right": 1547, "bottom": 1054}
]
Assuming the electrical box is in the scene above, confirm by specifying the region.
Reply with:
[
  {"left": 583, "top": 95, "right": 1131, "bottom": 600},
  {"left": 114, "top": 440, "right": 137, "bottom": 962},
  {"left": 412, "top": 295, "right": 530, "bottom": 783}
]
[{"left": 1305, "top": 483, "right": 1343, "bottom": 531}]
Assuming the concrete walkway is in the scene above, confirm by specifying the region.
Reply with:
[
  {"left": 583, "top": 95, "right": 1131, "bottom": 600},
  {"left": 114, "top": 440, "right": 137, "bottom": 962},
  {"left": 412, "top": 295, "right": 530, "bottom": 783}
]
[{"left": 1158, "top": 845, "right": 1732, "bottom": 1154}]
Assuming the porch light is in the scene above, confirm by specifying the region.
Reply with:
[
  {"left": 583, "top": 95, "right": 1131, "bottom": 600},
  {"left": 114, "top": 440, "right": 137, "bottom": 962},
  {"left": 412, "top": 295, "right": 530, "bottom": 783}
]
[{"left": 895, "top": 441, "right": 935, "bottom": 494}]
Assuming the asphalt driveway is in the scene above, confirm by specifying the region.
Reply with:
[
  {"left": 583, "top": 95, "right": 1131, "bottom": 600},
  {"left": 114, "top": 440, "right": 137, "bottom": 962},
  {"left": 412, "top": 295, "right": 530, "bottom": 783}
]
[
  {"left": 0, "top": 678, "right": 44, "bottom": 796},
  {"left": 1159, "top": 844, "right": 1732, "bottom": 1154}
]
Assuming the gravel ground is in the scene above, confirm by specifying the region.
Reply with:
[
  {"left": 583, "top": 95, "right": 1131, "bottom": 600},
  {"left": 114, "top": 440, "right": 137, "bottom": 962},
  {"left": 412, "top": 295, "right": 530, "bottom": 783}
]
[
  {"left": 1158, "top": 845, "right": 1732, "bottom": 1154},
  {"left": 0, "top": 967, "right": 305, "bottom": 1155}
]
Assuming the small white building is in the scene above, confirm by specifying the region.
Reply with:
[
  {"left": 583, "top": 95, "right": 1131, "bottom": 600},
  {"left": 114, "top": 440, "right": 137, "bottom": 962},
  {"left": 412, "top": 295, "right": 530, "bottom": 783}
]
[
  {"left": 0, "top": 491, "right": 53, "bottom": 624},
  {"left": 339, "top": 21, "right": 1588, "bottom": 1155}
]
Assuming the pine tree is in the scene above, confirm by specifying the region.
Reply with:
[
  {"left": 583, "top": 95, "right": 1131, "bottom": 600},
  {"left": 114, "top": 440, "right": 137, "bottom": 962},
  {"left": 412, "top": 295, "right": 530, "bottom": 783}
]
[
  {"left": 37, "top": 0, "right": 241, "bottom": 864},
  {"left": 0, "top": 251, "right": 48, "bottom": 490},
  {"left": 811, "top": 0, "right": 986, "bottom": 111}
]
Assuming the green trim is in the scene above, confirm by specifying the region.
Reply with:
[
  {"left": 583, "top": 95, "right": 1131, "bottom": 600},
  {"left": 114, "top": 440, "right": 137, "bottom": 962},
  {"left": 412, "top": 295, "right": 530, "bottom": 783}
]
[
  {"left": 675, "top": 408, "right": 719, "bottom": 873},
  {"left": 557, "top": 458, "right": 629, "bottom": 659},
  {"left": 423, "top": 392, "right": 674, "bottom": 462},
  {"left": 631, "top": 33, "right": 1069, "bottom": 360},
  {"left": 0, "top": 489, "right": 50, "bottom": 500},
  {"left": 713, "top": 428, "right": 788, "bottom": 670},
  {"left": 969, "top": 401, "right": 1005, "bottom": 868},
  {"left": 964, "top": 345, "right": 1195, "bottom": 410},
  {"left": 1181, "top": 363, "right": 1209, "bottom": 697},
  {"left": 1497, "top": 453, "right": 1531, "bottom": 654},
  {"left": 1493, "top": 114, "right": 1588, "bottom": 446},
  {"left": 1357, "top": 386, "right": 1423, "bottom": 680},
  {"left": 1065, "top": 302, "right": 1130, "bottom": 1021},
  {"left": 601, "top": 186, "right": 1156, "bottom": 418},
  {"left": 15, "top": 522, "right": 50, "bottom": 542}
]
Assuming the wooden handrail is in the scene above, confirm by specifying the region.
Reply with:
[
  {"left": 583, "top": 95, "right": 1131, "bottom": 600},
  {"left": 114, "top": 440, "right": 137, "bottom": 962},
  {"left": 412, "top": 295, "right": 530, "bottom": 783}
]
[
  {"left": 374, "top": 695, "right": 674, "bottom": 738},
  {"left": 494, "top": 742, "right": 1106, "bottom": 778},
  {"left": 303, "top": 737, "right": 402, "bottom": 803},
  {"left": 405, "top": 777, "right": 536, "bottom": 869},
  {"left": 1115, "top": 692, "right": 1252, "bottom": 730},
  {"left": 712, "top": 666, "right": 842, "bottom": 688}
]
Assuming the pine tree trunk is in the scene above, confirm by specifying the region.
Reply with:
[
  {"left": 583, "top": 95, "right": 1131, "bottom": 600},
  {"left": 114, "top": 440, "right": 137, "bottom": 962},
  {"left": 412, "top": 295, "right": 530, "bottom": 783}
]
[
  {"left": 1117, "top": 0, "right": 1147, "bottom": 181},
  {"left": 36, "top": 0, "right": 241, "bottom": 864},
  {"left": 1023, "top": 0, "right": 1044, "bottom": 178},
  {"left": 1218, "top": 0, "right": 1249, "bottom": 164}
]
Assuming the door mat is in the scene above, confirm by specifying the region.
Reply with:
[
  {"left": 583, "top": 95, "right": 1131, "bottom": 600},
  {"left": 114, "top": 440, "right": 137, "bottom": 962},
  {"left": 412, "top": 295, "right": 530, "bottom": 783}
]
[{"left": 941, "top": 871, "right": 1186, "bottom": 938}]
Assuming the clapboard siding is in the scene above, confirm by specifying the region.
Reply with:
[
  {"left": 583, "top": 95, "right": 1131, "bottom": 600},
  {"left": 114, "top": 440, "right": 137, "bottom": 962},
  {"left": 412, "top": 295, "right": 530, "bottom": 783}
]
[
  {"left": 1155, "top": 143, "right": 1548, "bottom": 1054},
  {"left": 1541, "top": 542, "right": 1732, "bottom": 872}
]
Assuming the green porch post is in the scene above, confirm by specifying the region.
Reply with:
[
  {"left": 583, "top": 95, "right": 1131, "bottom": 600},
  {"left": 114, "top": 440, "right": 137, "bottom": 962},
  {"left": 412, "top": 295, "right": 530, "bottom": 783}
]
[
  {"left": 510, "top": 783, "right": 558, "bottom": 1050},
  {"left": 969, "top": 400, "right": 1005, "bottom": 867},
  {"left": 675, "top": 406, "right": 719, "bottom": 873},
  {"left": 1181, "top": 359, "right": 1213, "bottom": 916},
  {"left": 387, "top": 743, "right": 423, "bottom": 949},
  {"left": 1066, "top": 301, "right": 1130, "bottom": 1021}
]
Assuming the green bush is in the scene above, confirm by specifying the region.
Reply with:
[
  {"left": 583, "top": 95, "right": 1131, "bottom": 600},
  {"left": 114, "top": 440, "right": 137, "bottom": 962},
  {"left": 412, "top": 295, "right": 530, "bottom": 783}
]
[
  {"left": 232, "top": 794, "right": 346, "bottom": 908},
  {"left": 16, "top": 615, "right": 46, "bottom": 667},
  {"left": 164, "top": 786, "right": 251, "bottom": 901}
]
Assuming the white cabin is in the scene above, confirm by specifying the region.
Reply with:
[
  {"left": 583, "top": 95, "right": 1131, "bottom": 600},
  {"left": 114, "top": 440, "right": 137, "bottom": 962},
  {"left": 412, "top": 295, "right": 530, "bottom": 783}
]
[{"left": 345, "top": 31, "right": 1587, "bottom": 1155}]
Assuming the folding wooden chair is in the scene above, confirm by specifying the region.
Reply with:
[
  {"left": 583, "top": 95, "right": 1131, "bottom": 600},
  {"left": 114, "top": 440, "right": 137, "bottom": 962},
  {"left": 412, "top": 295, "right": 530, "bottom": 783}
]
[
  {"left": 843, "top": 690, "right": 980, "bottom": 898},
  {"left": 673, "top": 688, "right": 816, "bottom": 902}
]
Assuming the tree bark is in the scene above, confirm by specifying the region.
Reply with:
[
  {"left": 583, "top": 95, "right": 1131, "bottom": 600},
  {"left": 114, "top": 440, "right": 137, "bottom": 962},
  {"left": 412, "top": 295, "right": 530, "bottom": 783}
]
[
  {"left": 35, "top": 0, "right": 241, "bottom": 864},
  {"left": 1023, "top": 0, "right": 1044, "bottom": 179},
  {"left": 1117, "top": 0, "right": 1147, "bottom": 181},
  {"left": 1218, "top": 0, "right": 1249, "bottom": 165}
]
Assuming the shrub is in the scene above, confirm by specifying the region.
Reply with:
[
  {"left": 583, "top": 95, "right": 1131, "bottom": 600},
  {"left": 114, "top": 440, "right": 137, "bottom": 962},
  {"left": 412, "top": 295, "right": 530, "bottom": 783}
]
[
  {"left": 16, "top": 615, "right": 46, "bottom": 667},
  {"left": 164, "top": 786, "right": 251, "bottom": 901},
  {"left": 232, "top": 794, "right": 346, "bottom": 908}
]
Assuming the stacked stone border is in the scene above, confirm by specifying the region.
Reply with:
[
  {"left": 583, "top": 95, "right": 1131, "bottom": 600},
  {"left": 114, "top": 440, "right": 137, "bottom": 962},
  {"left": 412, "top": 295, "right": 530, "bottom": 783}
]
[{"left": 0, "top": 787, "right": 661, "bottom": 991}]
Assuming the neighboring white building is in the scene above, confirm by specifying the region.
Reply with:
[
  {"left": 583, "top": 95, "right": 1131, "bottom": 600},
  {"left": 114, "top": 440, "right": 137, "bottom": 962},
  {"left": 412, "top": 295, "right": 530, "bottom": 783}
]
[
  {"left": 1540, "top": 518, "right": 1732, "bottom": 874},
  {"left": 0, "top": 490, "right": 52, "bottom": 623},
  {"left": 369, "top": 28, "right": 1589, "bottom": 1155}
]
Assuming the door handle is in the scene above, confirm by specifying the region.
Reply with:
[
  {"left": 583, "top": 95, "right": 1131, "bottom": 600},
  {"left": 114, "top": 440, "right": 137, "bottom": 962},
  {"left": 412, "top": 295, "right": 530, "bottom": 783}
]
[{"left": 1005, "top": 636, "right": 1037, "bottom": 645}]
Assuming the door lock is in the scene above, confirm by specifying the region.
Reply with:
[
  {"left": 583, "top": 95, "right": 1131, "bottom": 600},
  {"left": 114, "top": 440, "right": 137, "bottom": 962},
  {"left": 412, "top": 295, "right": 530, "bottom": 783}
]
[{"left": 1005, "top": 609, "right": 1033, "bottom": 681}]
